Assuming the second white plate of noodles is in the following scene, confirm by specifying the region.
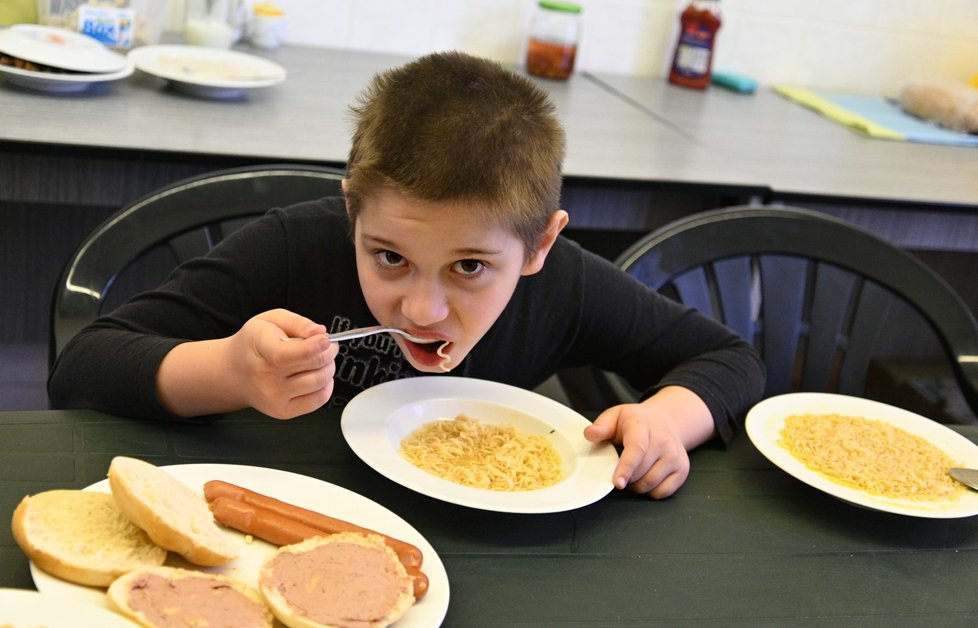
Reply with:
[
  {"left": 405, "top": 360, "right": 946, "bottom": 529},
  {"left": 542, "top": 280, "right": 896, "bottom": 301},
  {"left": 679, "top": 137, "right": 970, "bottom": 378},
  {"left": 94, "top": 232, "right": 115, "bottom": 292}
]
[
  {"left": 341, "top": 377, "right": 619, "bottom": 513},
  {"left": 746, "top": 392, "right": 978, "bottom": 518}
]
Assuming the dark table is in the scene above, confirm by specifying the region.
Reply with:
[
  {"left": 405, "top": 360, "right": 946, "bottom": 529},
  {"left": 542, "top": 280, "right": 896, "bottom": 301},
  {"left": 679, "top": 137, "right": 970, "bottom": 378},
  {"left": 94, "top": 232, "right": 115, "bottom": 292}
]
[{"left": 2, "top": 407, "right": 978, "bottom": 626}]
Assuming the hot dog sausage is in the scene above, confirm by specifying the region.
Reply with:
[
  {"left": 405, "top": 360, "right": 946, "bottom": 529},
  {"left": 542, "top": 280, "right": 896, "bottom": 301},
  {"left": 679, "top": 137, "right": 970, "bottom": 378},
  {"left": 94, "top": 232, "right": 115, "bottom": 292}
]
[
  {"left": 209, "top": 496, "right": 322, "bottom": 546},
  {"left": 204, "top": 480, "right": 423, "bottom": 568},
  {"left": 209, "top": 496, "right": 428, "bottom": 599},
  {"left": 407, "top": 566, "right": 429, "bottom": 600}
]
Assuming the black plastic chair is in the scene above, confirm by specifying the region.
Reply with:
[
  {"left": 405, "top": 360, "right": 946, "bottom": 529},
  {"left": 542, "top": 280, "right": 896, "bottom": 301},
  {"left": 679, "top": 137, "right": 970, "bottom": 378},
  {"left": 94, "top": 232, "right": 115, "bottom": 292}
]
[
  {"left": 562, "top": 205, "right": 978, "bottom": 423},
  {"left": 50, "top": 164, "right": 345, "bottom": 368}
]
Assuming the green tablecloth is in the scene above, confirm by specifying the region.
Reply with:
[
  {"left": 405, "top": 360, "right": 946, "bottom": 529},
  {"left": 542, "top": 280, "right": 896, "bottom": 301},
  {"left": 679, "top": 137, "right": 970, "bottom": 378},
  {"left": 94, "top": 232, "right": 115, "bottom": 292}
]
[{"left": 2, "top": 407, "right": 977, "bottom": 626}]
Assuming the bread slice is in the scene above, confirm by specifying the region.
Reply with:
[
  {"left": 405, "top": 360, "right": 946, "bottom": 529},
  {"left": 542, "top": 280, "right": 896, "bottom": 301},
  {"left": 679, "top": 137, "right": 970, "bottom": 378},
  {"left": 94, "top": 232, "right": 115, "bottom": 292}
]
[
  {"left": 11, "top": 489, "right": 166, "bottom": 587},
  {"left": 108, "top": 565, "right": 273, "bottom": 628},
  {"left": 108, "top": 456, "right": 239, "bottom": 566},
  {"left": 259, "top": 532, "right": 415, "bottom": 628}
]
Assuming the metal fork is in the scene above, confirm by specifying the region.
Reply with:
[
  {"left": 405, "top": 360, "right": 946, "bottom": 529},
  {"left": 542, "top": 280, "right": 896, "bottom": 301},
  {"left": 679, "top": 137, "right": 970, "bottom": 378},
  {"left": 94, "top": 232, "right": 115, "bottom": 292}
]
[
  {"left": 286, "top": 325, "right": 439, "bottom": 344},
  {"left": 330, "top": 325, "right": 439, "bottom": 344}
]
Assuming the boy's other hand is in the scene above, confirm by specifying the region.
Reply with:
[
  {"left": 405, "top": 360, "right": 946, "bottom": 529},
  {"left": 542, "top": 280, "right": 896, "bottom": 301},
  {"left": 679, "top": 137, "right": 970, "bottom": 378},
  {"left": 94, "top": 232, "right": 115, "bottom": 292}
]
[
  {"left": 584, "top": 404, "right": 691, "bottom": 499},
  {"left": 583, "top": 386, "right": 715, "bottom": 500},
  {"left": 229, "top": 309, "right": 337, "bottom": 419}
]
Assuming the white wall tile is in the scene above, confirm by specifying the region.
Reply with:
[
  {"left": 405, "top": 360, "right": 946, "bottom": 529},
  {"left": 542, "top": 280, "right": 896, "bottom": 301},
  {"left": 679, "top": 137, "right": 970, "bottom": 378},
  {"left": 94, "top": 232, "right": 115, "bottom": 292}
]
[
  {"left": 433, "top": 0, "right": 529, "bottom": 62},
  {"left": 577, "top": 0, "right": 677, "bottom": 76},
  {"left": 274, "top": 0, "right": 353, "bottom": 49},
  {"left": 717, "top": 13, "right": 807, "bottom": 85},
  {"left": 249, "top": 0, "right": 978, "bottom": 92},
  {"left": 346, "top": 0, "right": 439, "bottom": 55}
]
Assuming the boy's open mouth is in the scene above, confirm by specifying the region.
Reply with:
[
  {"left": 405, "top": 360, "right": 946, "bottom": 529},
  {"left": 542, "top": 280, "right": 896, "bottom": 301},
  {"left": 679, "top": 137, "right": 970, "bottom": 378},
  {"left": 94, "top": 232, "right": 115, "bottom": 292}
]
[
  {"left": 413, "top": 340, "right": 444, "bottom": 354},
  {"left": 402, "top": 338, "right": 452, "bottom": 370}
]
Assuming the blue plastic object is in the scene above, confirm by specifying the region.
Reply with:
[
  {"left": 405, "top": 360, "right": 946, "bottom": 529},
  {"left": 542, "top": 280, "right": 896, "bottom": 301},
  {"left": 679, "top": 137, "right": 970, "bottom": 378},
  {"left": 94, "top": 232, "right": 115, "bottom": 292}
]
[{"left": 712, "top": 71, "right": 758, "bottom": 94}]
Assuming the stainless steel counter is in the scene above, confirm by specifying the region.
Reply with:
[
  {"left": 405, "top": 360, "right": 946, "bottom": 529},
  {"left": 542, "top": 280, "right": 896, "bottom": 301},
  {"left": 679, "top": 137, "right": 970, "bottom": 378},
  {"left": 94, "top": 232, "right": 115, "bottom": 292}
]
[
  {"left": 586, "top": 72, "right": 978, "bottom": 208},
  {"left": 0, "top": 45, "right": 757, "bottom": 187}
]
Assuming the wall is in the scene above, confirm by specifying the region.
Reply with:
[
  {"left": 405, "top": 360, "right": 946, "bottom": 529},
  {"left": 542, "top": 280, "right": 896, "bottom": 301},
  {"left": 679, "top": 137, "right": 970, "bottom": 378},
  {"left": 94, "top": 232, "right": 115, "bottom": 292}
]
[{"left": 167, "top": 0, "right": 978, "bottom": 96}]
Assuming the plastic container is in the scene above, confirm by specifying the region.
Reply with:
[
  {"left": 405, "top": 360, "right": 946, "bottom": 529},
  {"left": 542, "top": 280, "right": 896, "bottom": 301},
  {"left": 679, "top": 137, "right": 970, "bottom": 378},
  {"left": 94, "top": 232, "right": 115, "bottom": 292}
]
[
  {"left": 526, "top": 0, "right": 581, "bottom": 80},
  {"left": 183, "top": 0, "right": 248, "bottom": 48},
  {"left": 668, "top": 0, "right": 722, "bottom": 90},
  {"left": 248, "top": 2, "right": 285, "bottom": 50},
  {"left": 35, "top": 0, "right": 168, "bottom": 49}
]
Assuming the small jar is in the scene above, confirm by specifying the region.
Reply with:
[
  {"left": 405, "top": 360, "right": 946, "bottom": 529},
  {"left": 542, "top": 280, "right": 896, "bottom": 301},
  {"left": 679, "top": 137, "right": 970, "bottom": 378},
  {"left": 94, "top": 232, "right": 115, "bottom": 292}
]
[{"left": 526, "top": 1, "right": 581, "bottom": 80}]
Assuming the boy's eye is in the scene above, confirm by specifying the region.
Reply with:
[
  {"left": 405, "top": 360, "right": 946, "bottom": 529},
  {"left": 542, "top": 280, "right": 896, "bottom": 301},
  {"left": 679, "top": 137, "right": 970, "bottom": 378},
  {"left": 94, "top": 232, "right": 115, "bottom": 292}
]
[
  {"left": 376, "top": 250, "right": 405, "bottom": 267},
  {"left": 453, "top": 259, "right": 485, "bottom": 276}
]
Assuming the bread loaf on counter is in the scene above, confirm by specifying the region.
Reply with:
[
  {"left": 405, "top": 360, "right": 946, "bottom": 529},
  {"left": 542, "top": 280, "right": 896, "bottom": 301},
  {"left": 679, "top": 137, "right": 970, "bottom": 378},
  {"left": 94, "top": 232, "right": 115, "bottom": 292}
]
[{"left": 898, "top": 81, "right": 978, "bottom": 133}]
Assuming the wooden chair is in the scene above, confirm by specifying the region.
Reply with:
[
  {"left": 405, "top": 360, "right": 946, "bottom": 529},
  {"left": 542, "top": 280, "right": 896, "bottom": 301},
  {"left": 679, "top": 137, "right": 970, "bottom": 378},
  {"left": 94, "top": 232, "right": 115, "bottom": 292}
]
[
  {"left": 561, "top": 205, "right": 978, "bottom": 423},
  {"left": 50, "top": 164, "right": 345, "bottom": 367}
]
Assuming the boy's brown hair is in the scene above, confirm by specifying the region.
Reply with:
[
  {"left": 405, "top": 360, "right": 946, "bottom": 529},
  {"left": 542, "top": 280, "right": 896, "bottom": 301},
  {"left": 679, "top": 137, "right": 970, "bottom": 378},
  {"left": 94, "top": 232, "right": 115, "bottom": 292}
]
[{"left": 345, "top": 51, "right": 566, "bottom": 253}]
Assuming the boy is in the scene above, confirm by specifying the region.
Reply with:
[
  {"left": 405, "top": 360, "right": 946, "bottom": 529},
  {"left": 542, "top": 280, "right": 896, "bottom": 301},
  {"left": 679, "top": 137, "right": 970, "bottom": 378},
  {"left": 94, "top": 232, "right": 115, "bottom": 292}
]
[{"left": 49, "top": 52, "right": 765, "bottom": 499}]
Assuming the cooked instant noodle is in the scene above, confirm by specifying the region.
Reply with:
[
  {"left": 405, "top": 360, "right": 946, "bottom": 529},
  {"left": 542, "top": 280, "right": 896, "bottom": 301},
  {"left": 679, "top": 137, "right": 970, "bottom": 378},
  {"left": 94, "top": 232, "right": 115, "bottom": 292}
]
[
  {"left": 436, "top": 341, "right": 452, "bottom": 372},
  {"left": 400, "top": 414, "right": 562, "bottom": 491},
  {"left": 778, "top": 413, "right": 966, "bottom": 501}
]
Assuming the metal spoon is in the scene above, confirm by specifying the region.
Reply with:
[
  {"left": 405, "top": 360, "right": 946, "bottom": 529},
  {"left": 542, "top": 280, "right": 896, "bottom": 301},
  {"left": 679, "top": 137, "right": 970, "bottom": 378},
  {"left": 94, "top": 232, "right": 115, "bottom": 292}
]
[
  {"left": 285, "top": 325, "right": 439, "bottom": 344},
  {"left": 948, "top": 468, "right": 978, "bottom": 491}
]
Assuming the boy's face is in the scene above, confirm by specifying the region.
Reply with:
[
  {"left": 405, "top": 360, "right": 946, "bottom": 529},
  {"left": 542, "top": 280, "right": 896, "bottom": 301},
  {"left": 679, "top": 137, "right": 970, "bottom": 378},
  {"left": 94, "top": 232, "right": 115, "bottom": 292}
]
[{"left": 351, "top": 186, "right": 564, "bottom": 373}]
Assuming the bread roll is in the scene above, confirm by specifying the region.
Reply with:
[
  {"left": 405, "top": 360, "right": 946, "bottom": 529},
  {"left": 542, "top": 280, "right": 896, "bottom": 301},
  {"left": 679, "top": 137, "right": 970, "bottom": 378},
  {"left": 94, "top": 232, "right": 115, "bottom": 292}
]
[
  {"left": 11, "top": 489, "right": 166, "bottom": 587},
  {"left": 108, "top": 456, "right": 240, "bottom": 566},
  {"left": 899, "top": 81, "right": 978, "bottom": 133},
  {"left": 259, "top": 532, "right": 415, "bottom": 628},
  {"left": 108, "top": 566, "right": 273, "bottom": 628}
]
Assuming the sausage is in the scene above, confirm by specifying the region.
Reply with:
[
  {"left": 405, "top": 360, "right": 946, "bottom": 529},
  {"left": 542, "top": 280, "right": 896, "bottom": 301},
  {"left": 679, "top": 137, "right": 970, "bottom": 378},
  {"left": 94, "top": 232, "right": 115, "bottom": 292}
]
[
  {"left": 209, "top": 496, "right": 323, "bottom": 546},
  {"left": 406, "top": 566, "right": 429, "bottom": 600},
  {"left": 204, "top": 480, "right": 423, "bottom": 568}
]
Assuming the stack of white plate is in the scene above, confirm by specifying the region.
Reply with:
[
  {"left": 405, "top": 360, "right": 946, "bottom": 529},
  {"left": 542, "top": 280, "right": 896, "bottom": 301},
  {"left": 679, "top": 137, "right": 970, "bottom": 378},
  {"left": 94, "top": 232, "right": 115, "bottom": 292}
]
[
  {"left": 127, "top": 44, "right": 287, "bottom": 99},
  {"left": 0, "top": 24, "right": 133, "bottom": 93}
]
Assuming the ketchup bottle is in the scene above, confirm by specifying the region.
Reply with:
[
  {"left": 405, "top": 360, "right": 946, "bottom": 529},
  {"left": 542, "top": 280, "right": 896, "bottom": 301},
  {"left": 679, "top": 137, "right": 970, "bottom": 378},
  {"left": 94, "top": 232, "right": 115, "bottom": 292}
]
[{"left": 668, "top": 0, "right": 722, "bottom": 89}]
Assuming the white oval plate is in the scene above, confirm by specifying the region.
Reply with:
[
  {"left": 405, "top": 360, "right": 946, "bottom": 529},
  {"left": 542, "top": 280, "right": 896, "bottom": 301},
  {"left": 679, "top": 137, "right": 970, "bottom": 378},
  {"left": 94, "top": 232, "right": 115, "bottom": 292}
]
[
  {"left": 30, "top": 464, "right": 449, "bottom": 628},
  {"left": 0, "top": 587, "right": 138, "bottom": 626},
  {"left": 128, "top": 44, "right": 286, "bottom": 98},
  {"left": 745, "top": 392, "right": 978, "bottom": 518},
  {"left": 341, "top": 377, "right": 619, "bottom": 513},
  {"left": 0, "top": 24, "right": 127, "bottom": 73},
  {"left": 0, "top": 57, "right": 133, "bottom": 93}
]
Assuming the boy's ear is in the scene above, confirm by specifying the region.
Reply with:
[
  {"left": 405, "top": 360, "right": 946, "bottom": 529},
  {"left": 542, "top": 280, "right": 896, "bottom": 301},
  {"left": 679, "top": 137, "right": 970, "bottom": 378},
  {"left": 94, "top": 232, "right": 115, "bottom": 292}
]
[
  {"left": 341, "top": 179, "right": 350, "bottom": 210},
  {"left": 522, "top": 210, "right": 569, "bottom": 276}
]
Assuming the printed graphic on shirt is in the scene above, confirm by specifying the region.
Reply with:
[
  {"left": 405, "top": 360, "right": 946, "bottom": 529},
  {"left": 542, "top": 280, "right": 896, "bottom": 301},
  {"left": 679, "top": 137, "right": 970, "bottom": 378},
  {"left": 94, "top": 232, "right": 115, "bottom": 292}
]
[{"left": 328, "top": 315, "right": 414, "bottom": 406}]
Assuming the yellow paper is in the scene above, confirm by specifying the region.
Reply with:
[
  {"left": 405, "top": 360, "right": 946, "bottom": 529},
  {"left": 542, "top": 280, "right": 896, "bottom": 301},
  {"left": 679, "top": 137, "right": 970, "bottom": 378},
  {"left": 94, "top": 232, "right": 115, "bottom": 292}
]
[{"left": 773, "top": 85, "right": 905, "bottom": 141}]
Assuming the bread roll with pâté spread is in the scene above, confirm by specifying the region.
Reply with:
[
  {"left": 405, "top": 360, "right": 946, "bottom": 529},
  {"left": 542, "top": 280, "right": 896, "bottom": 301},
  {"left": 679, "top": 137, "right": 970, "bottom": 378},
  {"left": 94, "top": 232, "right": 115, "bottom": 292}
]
[
  {"left": 259, "top": 532, "right": 416, "bottom": 628},
  {"left": 108, "top": 566, "right": 273, "bottom": 627}
]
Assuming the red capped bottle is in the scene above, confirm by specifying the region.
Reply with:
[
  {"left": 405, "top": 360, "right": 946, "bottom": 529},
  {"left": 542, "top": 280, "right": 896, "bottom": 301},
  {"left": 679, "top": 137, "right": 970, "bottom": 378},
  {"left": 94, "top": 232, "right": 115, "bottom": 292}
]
[{"left": 668, "top": 0, "right": 722, "bottom": 89}]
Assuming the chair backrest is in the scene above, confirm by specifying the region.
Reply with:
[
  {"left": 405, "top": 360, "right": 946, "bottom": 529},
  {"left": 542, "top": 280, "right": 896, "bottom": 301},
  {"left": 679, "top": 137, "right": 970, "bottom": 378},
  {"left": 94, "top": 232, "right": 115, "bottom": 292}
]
[
  {"left": 589, "top": 205, "right": 978, "bottom": 421},
  {"left": 50, "top": 164, "right": 345, "bottom": 367}
]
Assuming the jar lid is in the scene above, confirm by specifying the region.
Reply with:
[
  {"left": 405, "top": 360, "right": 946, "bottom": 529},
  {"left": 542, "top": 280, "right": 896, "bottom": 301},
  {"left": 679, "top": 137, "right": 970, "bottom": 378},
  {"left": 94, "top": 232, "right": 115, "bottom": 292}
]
[{"left": 538, "top": 1, "right": 582, "bottom": 14}]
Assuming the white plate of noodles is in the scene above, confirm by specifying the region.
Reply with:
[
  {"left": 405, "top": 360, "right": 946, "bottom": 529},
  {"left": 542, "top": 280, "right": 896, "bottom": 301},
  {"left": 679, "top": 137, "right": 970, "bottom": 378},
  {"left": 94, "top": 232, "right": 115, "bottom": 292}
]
[
  {"left": 341, "top": 377, "right": 619, "bottom": 513},
  {"left": 746, "top": 392, "right": 978, "bottom": 518}
]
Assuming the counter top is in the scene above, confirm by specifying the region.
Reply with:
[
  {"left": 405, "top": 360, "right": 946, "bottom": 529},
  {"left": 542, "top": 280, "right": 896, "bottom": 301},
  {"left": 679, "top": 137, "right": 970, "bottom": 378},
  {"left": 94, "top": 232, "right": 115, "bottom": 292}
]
[
  {"left": 0, "top": 44, "right": 759, "bottom": 188},
  {"left": 588, "top": 72, "right": 978, "bottom": 207},
  {"left": 2, "top": 44, "right": 976, "bottom": 210}
]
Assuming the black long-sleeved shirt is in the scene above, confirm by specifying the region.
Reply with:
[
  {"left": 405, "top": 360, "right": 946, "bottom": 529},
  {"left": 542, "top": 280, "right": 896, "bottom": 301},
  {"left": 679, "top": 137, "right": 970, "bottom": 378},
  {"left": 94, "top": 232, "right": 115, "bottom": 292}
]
[{"left": 49, "top": 197, "right": 765, "bottom": 441}]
